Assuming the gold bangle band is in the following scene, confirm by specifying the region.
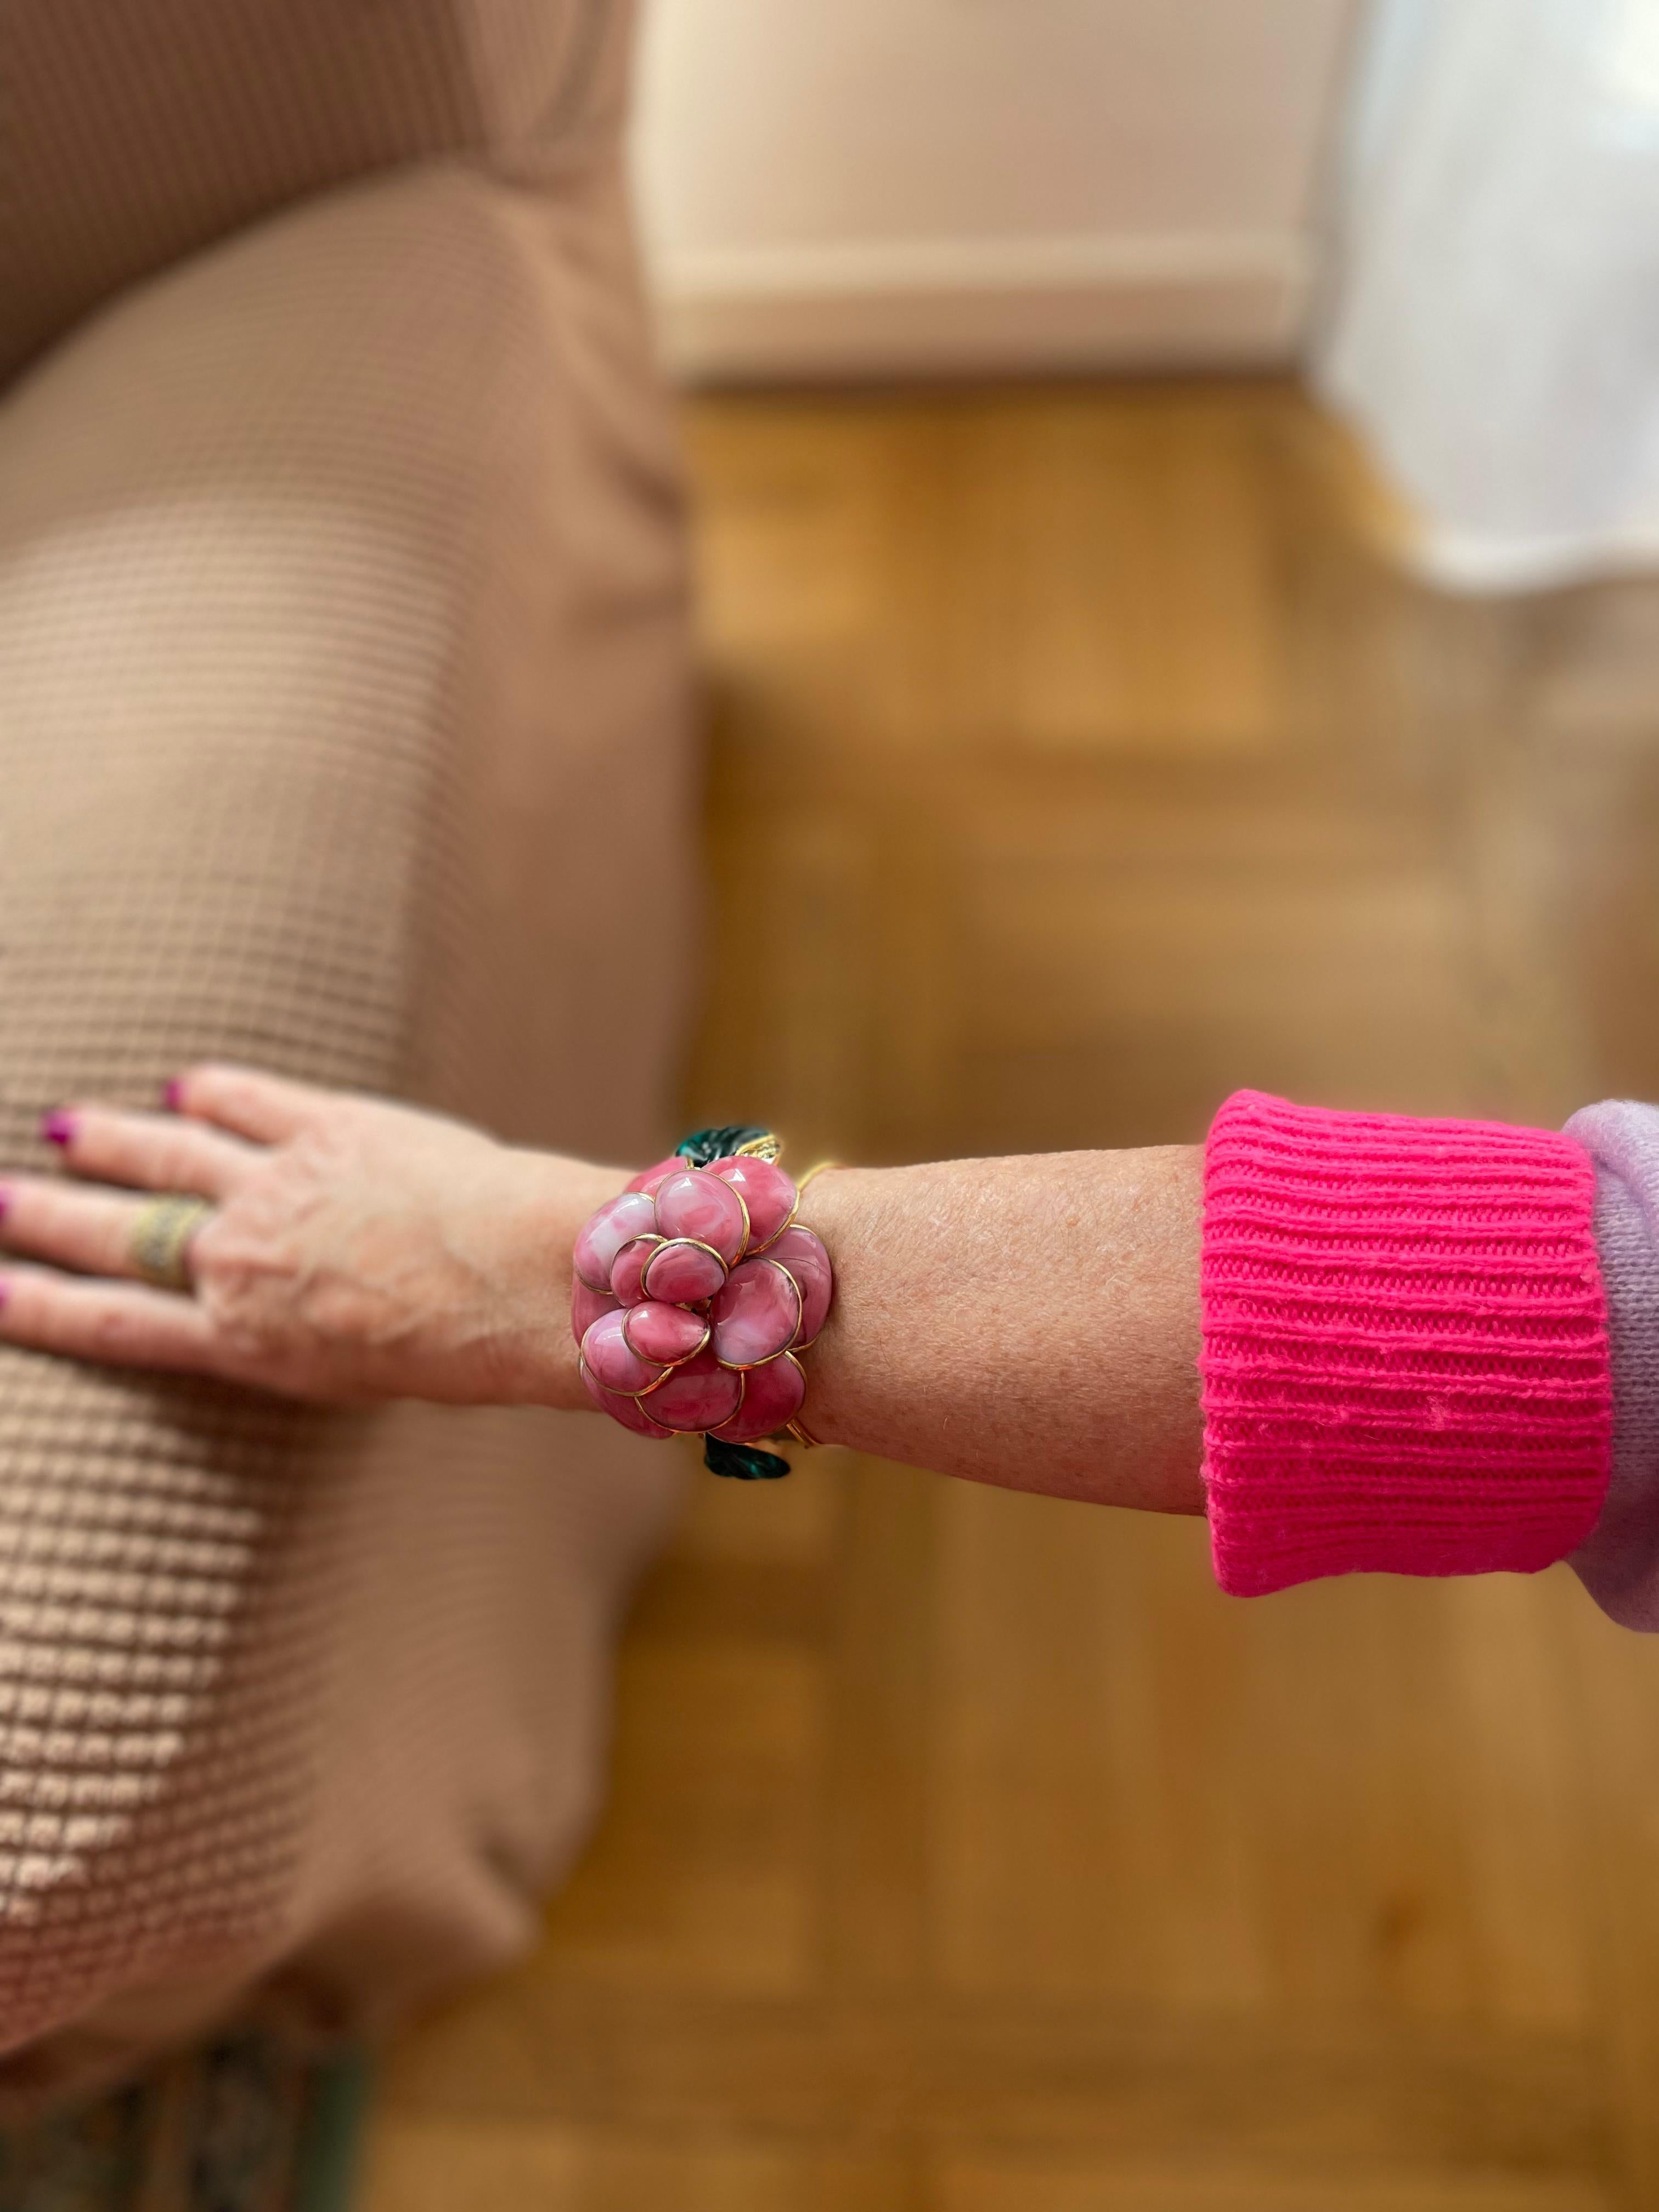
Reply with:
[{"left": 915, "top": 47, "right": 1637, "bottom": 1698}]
[{"left": 796, "top": 1160, "right": 844, "bottom": 1194}]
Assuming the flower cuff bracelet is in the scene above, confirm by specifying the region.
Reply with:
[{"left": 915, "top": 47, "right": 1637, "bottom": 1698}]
[{"left": 572, "top": 1125, "right": 834, "bottom": 1480}]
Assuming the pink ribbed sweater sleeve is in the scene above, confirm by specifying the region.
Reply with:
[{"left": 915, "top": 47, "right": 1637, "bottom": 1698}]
[{"left": 1199, "top": 1091, "right": 1612, "bottom": 1598}]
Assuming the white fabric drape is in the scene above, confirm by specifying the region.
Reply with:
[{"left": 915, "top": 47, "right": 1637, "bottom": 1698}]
[{"left": 1315, "top": 0, "right": 1659, "bottom": 591}]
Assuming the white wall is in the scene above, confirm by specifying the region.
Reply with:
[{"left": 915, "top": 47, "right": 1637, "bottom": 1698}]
[{"left": 632, "top": 0, "right": 1361, "bottom": 381}]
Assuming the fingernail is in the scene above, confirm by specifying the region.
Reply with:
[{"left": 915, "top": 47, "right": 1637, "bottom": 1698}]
[
  {"left": 40, "top": 1110, "right": 75, "bottom": 1147},
  {"left": 0, "top": 1186, "right": 10, "bottom": 1225},
  {"left": 163, "top": 1077, "right": 183, "bottom": 1111}
]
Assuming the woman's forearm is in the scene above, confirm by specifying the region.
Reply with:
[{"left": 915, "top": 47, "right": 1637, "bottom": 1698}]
[
  {"left": 4, "top": 1071, "right": 1643, "bottom": 1626},
  {"left": 0, "top": 1076, "right": 1203, "bottom": 1504},
  {"left": 799, "top": 1148, "right": 1205, "bottom": 1513}
]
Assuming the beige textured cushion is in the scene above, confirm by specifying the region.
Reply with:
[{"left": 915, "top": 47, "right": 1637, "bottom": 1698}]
[
  {"left": 0, "top": 19, "right": 694, "bottom": 2105},
  {"left": 3, "top": 0, "right": 629, "bottom": 381}
]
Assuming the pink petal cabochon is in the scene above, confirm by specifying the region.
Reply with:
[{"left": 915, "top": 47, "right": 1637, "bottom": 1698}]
[
  {"left": 655, "top": 1169, "right": 750, "bottom": 1266},
  {"left": 610, "top": 1235, "right": 661, "bottom": 1308},
  {"left": 768, "top": 1225, "right": 833, "bottom": 1344},
  {"left": 648, "top": 1349, "right": 744, "bottom": 1433},
  {"left": 582, "top": 1363, "right": 674, "bottom": 1440},
  {"left": 642, "top": 1237, "right": 729, "bottom": 1304},
  {"left": 710, "top": 1155, "right": 798, "bottom": 1249},
  {"left": 710, "top": 1258, "right": 802, "bottom": 1368},
  {"left": 573, "top": 1188, "right": 658, "bottom": 1293},
  {"left": 711, "top": 1351, "right": 806, "bottom": 1444},
  {"left": 571, "top": 1278, "right": 619, "bottom": 1347},
  {"left": 626, "top": 1155, "right": 684, "bottom": 1198},
  {"left": 582, "top": 1309, "right": 667, "bottom": 1396},
  {"left": 624, "top": 1300, "right": 711, "bottom": 1365}
]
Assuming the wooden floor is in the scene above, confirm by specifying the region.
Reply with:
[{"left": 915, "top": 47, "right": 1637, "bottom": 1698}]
[{"left": 360, "top": 381, "right": 1659, "bottom": 2211}]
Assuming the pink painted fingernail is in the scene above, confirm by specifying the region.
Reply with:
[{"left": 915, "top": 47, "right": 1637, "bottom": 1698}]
[
  {"left": 163, "top": 1077, "right": 184, "bottom": 1111},
  {"left": 40, "top": 1110, "right": 75, "bottom": 1147}
]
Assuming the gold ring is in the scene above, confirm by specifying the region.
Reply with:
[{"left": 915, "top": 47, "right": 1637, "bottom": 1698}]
[{"left": 128, "top": 1195, "right": 215, "bottom": 1292}]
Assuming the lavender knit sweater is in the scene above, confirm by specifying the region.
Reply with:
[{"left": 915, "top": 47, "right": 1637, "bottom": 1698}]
[{"left": 1566, "top": 1103, "right": 1659, "bottom": 1629}]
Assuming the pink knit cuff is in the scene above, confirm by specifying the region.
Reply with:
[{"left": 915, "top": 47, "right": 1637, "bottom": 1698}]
[{"left": 1201, "top": 1091, "right": 1612, "bottom": 1596}]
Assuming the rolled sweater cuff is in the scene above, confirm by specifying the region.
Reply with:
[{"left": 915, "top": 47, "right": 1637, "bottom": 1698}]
[{"left": 1200, "top": 1091, "right": 1612, "bottom": 1597}]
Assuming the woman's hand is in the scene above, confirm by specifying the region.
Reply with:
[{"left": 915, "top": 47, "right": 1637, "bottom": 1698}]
[{"left": 0, "top": 1065, "right": 620, "bottom": 1408}]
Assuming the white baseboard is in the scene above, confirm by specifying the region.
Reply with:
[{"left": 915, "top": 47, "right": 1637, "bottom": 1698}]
[{"left": 648, "top": 230, "right": 1312, "bottom": 383}]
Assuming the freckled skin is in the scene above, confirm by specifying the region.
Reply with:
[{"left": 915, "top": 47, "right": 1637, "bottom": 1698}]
[{"left": 802, "top": 1151, "right": 1205, "bottom": 1514}]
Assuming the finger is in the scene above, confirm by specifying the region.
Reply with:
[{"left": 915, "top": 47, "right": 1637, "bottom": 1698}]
[
  {"left": 42, "top": 1105, "right": 253, "bottom": 1199},
  {"left": 0, "top": 1265, "right": 222, "bottom": 1376},
  {"left": 0, "top": 1175, "right": 196, "bottom": 1283},
  {"left": 169, "top": 1063, "right": 336, "bottom": 1144}
]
